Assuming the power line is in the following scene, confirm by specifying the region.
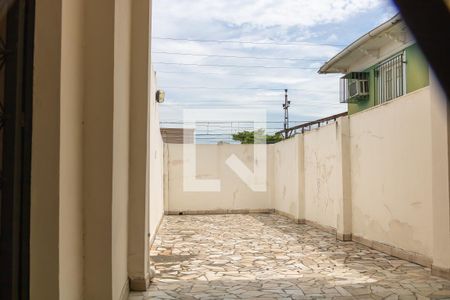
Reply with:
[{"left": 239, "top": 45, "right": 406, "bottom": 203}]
[
  {"left": 152, "top": 36, "right": 346, "bottom": 47},
  {"left": 155, "top": 70, "right": 327, "bottom": 78},
  {"left": 160, "top": 121, "right": 311, "bottom": 123},
  {"left": 156, "top": 70, "right": 260, "bottom": 77},
  {"left": 160, "top": 86, "right": 337, "bottom": 93},
  {"left": 156, "top": 70, "right": 339, "bottom": 77},
  {"left": 161, "top": 86, "right": 298, "bottom": 91},
  {"left": 152, "top": 51, "right": 326, "bottom": 62},
  {"left": 161, "top": 98, "right": 343, "bottom": 104},
  {"left": 161, "top": 103, "right": 344, "bottom": 108},
  {"left": 153, "top": 61, "right": 317, "bottom": 69}
]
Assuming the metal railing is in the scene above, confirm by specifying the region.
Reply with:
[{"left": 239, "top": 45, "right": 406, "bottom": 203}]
[{"left": 276, "top": 112, "right": 348, "bottom": 138}]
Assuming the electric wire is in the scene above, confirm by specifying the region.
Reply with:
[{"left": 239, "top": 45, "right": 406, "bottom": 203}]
[
  {"left": 152, "top": 50, "right": 326, "bottom": 62},
  {"left": 152, "top": 36, "right": 346, "bottom": 47},
  {"left": 153, "top": 61, "right": 318, "bottom": 69}
]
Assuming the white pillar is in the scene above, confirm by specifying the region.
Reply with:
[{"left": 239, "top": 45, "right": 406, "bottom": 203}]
[
  {"left": 336, "top": 117, "right": 352, "bottom": 241},
  {"left": 297, "top": 135, "right": 306, "bottom": 223},
  {"left": 127, "top": 0, "right": 152, "bottom": 291}
]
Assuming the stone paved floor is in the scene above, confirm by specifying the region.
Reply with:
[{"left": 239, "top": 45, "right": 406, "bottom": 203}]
[{"left": 129, "top": 214, "right": 450, "bottom": 300}]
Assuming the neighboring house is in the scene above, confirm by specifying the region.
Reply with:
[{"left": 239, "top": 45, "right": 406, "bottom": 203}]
[{"left": 319, "top": 14, "right": 430, "bottom": 115}]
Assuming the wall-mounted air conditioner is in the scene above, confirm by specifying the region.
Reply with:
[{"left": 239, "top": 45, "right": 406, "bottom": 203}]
[
  {"left": 348, "top": 79, "right": 369, "bottom": 98},
  {"left": 340, "top": 72, "right": 370, "bottom": 103}
]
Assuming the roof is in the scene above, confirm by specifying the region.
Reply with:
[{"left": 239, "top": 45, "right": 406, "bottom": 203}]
[{"left": 319, "top": 14, "right": 410, "bottom": 74}]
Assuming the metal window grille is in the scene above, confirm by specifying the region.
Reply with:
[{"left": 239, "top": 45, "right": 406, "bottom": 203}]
[{"left": 375, "top": 52, "right": 406, "bottom": 104}]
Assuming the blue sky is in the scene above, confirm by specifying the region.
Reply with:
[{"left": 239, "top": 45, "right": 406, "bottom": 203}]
[{"left": 152, "top": 0, "right": 398, "bottom": 130}]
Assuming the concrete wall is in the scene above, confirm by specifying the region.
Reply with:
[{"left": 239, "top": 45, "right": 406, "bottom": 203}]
[
  {"left": 165, "top": 144, "right": 273, "bottom": 213},
  {"left": 149, "top": 68, "right": 164, "bottom": 242},
  {"left": 127, "top": 0, "right": 154, "bottom": 292},
  {"left": 350, "top": 87, "right": 433, "bottom": 259},
  {"left": 31, "top": 0, "right": 158, "bottom": 299},
  {"left": 59, "top": 0, "right": 85, "bottom": 298},
  {"left": 31, "top": 0, "right": 63, "bottom": 298},
  {"left": 428, "top": 73, "right": 450, "bottom": 275},
  {"left": 112, "top": 0, "right": 132, "bottom": 298},
  {"left": 304, "top": 123, "right": 340, "bottom": 230},
  {"left": 164, "top": 83, "right": 449, "bottom": 275},
  {"left": 272, "top": 136, "right": 301, "bottom": 221}
]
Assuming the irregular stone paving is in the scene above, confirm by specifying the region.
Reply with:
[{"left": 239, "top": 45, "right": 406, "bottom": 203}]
[{"left": 129, "top": 214, "right": 450, "bottom": 300}]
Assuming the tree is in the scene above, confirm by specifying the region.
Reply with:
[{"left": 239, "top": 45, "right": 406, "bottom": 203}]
[{"left": 232, "top": 129, "right": 283, "bottom": 144}]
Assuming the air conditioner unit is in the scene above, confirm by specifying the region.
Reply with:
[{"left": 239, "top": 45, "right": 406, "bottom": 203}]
[{"left": 348, "top": 79, "right": 369, "bottom": 99}]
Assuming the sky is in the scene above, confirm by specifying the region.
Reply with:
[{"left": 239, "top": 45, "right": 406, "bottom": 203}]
[{"left": 152, "top": 0, "right": 398, "bottom": 133}]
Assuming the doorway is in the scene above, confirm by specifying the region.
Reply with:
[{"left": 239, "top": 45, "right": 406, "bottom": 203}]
[{"left": 0, "top": 0, "right": 34, "bottom": 299}]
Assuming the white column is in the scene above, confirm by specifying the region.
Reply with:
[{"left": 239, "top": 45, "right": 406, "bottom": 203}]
[
  {"left": 127, "top": 0, "right": 152, "bottom": 291},
  {"left": 297, "top": 134, "right": 306, "bottom": 223},
  {"left": 336, "top": 117, "right": 352, "bottom": 241}
]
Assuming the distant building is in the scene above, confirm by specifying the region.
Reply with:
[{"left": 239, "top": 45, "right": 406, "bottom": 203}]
[
  {"left": 160, "top": 128, "right": 195, "bottom": 144},
  {"left": 319, "top": 14, "right": 430, "bottom": 115}
]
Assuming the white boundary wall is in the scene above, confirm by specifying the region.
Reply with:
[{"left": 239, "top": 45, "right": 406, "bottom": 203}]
[
  {"left": 272, "top": 136, "right": 301, "bottom": 220},
  {"left": 163, "top": 84, "right": 450, "bottom": 275},
  {"left": 303, "top": 123, "right": 340, "bottom": 230},
  {"left": 350, "top": 87, "right": 434, "bottom": 258},
  {"left": 165, "top": 144, "right": 273, "bottom": 212}
]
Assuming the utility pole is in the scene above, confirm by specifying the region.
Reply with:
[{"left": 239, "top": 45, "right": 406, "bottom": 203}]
[{"left": 283, "top": 89, "right": 290, "bottom": 139}]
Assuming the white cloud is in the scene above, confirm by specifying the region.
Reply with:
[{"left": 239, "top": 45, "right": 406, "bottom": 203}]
[
  {"left": 154, "top": 0, "right": 385, "bottom": 32},
  {"left": 152, "top": 0, "right": 397, "bottom": 127}
]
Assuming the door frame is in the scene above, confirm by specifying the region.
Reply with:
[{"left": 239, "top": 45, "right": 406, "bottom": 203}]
[{"left": 0, "top": 0, "right": 34, "bottom": 299}]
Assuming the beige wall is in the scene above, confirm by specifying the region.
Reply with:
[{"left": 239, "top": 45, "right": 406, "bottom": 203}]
[
  {"left": 304, "top": 123, "right": 340, "bottom": 230},
  {"left": 127, "top": 0, "right": 153, "bottom": 292},
  {"left": 166, "top": 144, "right": 273, "bottom": 212},
  {"left": 31, "top": 0, "right": 62, "bottom": 298},
  {"left": 31, "top": 0, "right": 156, "bottom": 299},
  {"left": 59, "top": 0, "right": 85, "bottom": 299},
  {"left": 112, "top": 0, "right": 132, "bottom": 298},
  {"left": 82, "top": 0, "right": 116, "bottom": 298},
  {"left": 429, "top": 72, "right": 450, "bottom": 271},
  {"left": 149, "top": 69, "right": 165, "bottom": 241},
  {"left": 164, "top": 83, "right": 449, "bottom": 272},
  {"left": 350, "top": 87, "right": 434, "bottom": 258},
  {"left": 272, "top": 136, "right": 301, "bottom": 220}
]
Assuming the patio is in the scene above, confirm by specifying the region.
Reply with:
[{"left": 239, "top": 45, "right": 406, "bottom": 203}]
[{"left": 129, "top": 214, "right": 450, "bottom": 299}]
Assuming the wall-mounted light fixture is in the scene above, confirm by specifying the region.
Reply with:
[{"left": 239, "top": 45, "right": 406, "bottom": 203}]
[{"left": 156, "top": 90, "right": 165, "bottom": 103}]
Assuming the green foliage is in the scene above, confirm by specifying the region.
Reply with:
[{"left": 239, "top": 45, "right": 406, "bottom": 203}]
[{"left": 232, "top": 129, "right": 283, "bottom": 144}]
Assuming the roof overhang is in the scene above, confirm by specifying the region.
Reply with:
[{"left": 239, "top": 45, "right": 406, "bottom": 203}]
[{"left": 318, "top": 14, "right": 409, "bottom": 74}]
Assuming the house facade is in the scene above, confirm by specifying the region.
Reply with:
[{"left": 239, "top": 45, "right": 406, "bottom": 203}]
[{"left": 319, "top": 14, "right": 430, "bottom": 115}]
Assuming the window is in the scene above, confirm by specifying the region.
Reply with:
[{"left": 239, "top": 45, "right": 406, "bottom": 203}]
[
  {"left": 375, "top": 52, "right": 406, "bottom": 104},
  {"left": 339, "top": 72, "right": 369, "bottom": 103}
]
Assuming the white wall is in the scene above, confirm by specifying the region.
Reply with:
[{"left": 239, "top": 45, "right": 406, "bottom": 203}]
[
  {"left": 166, "top": 144, "right": 273, "bottom": 212},
  {"left": 148, "top": 69, "right": 164, "bottom": 241},
  {"left": 429, "top": 72, "right": 450, "bottom": 272},
  {"left": 32, "top": 0, "right": 156, "bottom": 298},
  {"left": 350, "top": 87, "right": 434, "bottom": 258},
  {"left": 304, "top": 123, "right": 340, "bottom": 230},
  {"left": 272, "top": 136, "right": 301, "bottom": 220},
  {"left": 163, "top": 84, "right": 449, "bottom": 273}
]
